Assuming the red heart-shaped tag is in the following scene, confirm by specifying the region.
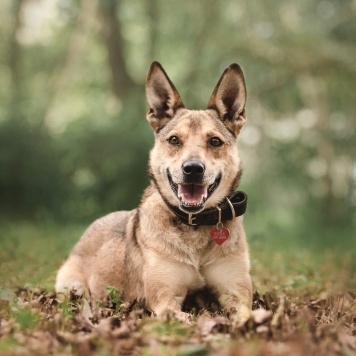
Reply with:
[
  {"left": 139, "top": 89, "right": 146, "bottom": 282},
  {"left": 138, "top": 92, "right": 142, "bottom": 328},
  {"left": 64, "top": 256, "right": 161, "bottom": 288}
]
[{"left": 210, "top": 227, "right": 230, "bottom": 245}]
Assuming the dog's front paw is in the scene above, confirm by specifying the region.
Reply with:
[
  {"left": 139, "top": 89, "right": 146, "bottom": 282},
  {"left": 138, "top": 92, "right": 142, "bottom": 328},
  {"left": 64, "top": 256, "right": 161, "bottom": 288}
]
[
  {"left": 156, "top": 308, "right": 193, "bottom": 324},
  {"left": 56, "top": 280, "right": 86, "bottom": 300},
  {"left": 225, "top": 304, "right": 251, "bottom": 325},
  {"left": 174, "top": 311, "right": 193, "bottom": 324}
]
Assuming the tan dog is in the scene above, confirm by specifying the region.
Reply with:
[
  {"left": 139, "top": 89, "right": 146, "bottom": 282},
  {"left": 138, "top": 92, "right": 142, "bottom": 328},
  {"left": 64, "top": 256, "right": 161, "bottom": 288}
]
[{"left": 56, "top": 62, "right": 252, "bottom": 322}]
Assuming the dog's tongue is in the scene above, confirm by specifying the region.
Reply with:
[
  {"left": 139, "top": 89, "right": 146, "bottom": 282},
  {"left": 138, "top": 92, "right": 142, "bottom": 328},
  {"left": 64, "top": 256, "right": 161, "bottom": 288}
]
[{"left": 178, "top": 184, "right": 208, "bottom": 204}]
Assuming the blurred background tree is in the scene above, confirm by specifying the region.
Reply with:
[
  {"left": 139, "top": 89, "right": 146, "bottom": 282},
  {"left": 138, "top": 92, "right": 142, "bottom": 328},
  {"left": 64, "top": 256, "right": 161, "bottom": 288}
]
[{"left": 0, "top": 0, "right": 355, "bottom": 247}]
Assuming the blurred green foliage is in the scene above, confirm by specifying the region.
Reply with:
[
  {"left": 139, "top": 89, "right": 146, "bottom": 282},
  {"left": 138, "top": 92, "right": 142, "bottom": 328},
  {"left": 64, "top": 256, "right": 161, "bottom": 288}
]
[{"left": 0, "top": 0, "right": 355, "bottom": 249}]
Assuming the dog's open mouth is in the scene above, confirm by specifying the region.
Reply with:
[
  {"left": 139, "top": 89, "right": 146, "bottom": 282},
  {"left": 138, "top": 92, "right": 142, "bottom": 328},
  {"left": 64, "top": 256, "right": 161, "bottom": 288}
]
[{"left": 168, "top": 172, "right": 221, "bottom": 213}]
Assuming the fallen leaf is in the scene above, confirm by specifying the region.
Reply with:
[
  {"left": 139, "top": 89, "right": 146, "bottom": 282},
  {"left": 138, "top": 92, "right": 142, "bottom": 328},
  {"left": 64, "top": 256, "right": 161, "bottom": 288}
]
[{"left": 251, "top": 308, "right": 273, "bottom": 324}]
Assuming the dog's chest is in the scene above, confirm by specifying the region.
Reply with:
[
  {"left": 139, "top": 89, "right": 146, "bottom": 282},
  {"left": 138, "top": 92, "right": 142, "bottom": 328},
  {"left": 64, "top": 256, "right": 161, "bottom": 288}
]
[
  {"left": 168, "top": 224, "right": 230, "bottom": 268},
  {"left": 138, "top": 200, "right": 240, "bottom": 268}
]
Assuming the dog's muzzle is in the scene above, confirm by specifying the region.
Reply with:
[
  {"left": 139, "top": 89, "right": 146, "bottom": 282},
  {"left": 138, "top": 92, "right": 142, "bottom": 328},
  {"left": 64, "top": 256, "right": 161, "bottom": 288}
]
[{"left": 167, "top": 161, "right": 221, "bottom": 213}]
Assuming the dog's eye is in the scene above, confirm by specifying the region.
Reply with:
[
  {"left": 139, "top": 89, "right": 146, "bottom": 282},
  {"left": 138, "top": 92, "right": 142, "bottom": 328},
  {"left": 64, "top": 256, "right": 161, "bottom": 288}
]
[
  {"left": 209, "top": 137, "right": 224, "bottom": 147},
  {"left": 168, "top": 136, "right": 181, "bottom": 146}
]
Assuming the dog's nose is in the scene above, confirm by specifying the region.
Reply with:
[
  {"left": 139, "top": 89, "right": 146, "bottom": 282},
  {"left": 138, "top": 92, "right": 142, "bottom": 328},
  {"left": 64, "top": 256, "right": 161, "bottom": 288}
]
[{"left": 182, "top": 160, "right": 205, "bottom": 178}]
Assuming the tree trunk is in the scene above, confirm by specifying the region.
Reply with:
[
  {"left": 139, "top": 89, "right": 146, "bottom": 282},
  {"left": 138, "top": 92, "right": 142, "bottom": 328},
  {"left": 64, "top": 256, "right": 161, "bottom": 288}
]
[
  {"left": 8, "top": 0, "right": 24, "bottom": 102},
  {"left": 297, "top": 75, "right": 342, "bottom": 221},
  {"left": 98, "top": 0, "right": 136, "bottom": 101}
]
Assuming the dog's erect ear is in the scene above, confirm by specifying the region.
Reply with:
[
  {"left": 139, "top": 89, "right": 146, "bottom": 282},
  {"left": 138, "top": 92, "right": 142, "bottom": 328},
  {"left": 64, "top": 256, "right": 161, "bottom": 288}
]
[
  {"left": 207, "top": 63, "right": 247, "bottom": 135},
  {"left": 145, "top": 62, "right": 184, "bottom": 132}
]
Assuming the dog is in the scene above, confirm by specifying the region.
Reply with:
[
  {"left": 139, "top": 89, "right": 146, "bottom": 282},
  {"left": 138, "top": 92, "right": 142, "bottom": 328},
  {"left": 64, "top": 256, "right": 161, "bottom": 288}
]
[{"left": 55, "top": 62, "right": 252, "bottom": 322}]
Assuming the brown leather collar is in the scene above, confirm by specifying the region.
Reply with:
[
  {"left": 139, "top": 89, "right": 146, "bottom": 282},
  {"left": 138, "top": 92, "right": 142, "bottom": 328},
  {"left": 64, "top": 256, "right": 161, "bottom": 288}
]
[{"left": 162, "top": 191, "right": 248, "bottom": 226}]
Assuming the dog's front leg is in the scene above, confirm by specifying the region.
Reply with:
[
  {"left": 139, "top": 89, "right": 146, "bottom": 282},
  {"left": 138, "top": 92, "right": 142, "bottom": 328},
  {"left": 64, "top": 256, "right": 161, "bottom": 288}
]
[
  {"left": 143, "top": 255, "right": 201, "bottom": 323},
  {"left": 203, "top": 255, "right": 252, "bottom": 323},
  {"left": 146, "top": 283, "right": 190, "bottom": 323}
]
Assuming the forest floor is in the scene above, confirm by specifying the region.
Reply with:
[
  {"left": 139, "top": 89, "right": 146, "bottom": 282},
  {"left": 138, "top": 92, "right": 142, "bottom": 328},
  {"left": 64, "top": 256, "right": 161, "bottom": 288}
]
[{"left": 0, "top": 221, "right": 355, "bottom": 355}]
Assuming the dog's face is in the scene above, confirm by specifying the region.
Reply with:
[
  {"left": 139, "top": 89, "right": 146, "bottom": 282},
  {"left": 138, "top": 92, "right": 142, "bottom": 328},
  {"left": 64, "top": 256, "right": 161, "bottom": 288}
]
[{"left": 146, "top": 62, "right": 247, "bottom": 214}]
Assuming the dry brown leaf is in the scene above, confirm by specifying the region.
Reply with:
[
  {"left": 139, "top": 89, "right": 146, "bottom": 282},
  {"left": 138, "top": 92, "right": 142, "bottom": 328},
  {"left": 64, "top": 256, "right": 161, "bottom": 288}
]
[
  {"left": 251, "top": 308, "right": 273, "bottom": 324},
  {"left": 5, "top": 286, "right": 355, "bottom": 355},
  {"left": 271, "top": 296, "right": 285, "bottom": 327},
  {"left": 57, "top": 330, "right": 93, "bottom": 344},
  {"left": 197, "top": 313, "right": 230, "bottom": 337},
  {"left": 339, "top": 331, "right": 356, "bottom": 351}
]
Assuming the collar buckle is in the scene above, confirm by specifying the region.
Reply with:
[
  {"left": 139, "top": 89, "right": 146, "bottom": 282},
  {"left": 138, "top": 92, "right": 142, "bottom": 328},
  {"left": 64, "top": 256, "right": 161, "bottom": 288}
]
[{"left": 188, "top": 213, "right": 197, "bottom": 226}]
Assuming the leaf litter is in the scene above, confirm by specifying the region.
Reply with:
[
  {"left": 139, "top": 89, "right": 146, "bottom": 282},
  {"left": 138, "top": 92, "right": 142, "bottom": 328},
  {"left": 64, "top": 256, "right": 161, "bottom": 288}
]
[{"left": 0, "top": 287, "right": 355, "bottom": 355}]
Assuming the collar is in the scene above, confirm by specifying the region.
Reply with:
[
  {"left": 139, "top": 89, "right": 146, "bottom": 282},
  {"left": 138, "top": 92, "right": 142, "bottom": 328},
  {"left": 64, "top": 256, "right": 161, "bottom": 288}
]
[{"left": 162, "top": 191, "right": 248, "bottom": 226}]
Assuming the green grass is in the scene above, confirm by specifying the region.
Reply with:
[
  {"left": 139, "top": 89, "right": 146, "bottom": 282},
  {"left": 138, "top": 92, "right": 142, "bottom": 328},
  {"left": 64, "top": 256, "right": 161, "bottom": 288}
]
[
  {"left": 250, "top": 236, "right": 355, "bottom": 295},
  {"left": 0, "top": 220, "right": 85, "bottom": 289}
]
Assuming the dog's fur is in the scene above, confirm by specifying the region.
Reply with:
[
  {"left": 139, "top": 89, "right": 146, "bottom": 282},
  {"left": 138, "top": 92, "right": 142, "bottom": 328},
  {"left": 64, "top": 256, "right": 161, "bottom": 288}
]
[{"left": 56, "top": 62, "right": 252, "bottom": 322}]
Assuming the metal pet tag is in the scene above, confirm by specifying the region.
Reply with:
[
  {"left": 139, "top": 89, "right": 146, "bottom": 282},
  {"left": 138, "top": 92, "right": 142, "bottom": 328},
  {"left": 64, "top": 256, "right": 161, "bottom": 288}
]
[{"left": 210, "top": 206, "right": 230, "bottom": 245}]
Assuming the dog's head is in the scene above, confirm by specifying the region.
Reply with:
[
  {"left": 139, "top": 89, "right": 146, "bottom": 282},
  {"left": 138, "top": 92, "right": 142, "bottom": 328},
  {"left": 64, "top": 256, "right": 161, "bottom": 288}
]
[{"left": 146, "top": 62, "right": 247, "bottom": 214}]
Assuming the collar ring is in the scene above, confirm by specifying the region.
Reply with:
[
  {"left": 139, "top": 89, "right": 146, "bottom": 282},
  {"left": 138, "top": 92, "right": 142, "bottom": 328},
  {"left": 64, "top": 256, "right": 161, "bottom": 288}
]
[{"left": 226, "top": 197, "right": 235, "bottom": 219}]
